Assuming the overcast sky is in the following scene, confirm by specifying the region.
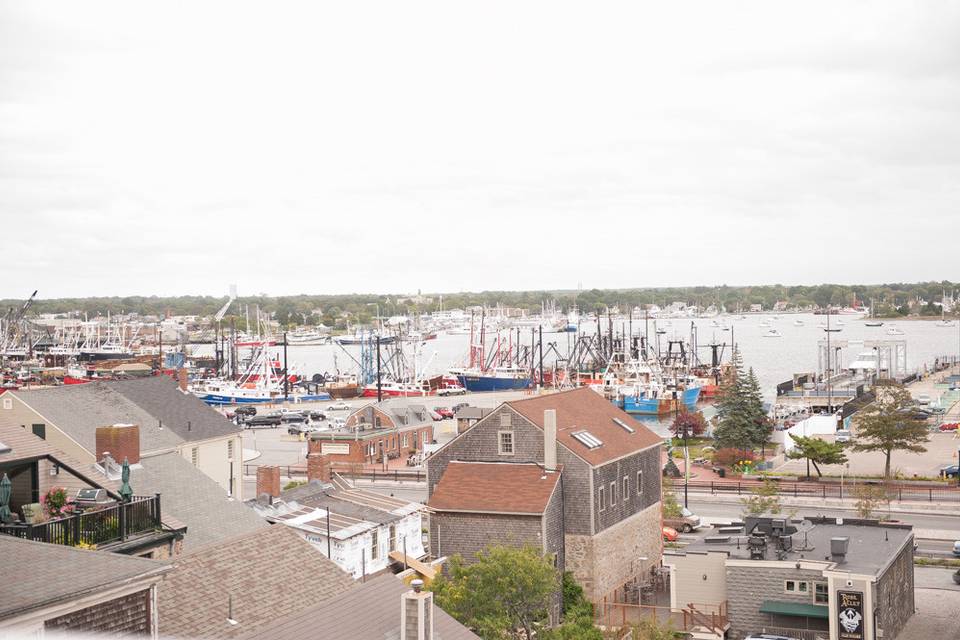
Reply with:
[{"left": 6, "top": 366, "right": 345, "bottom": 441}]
[{"left": 1, "top": 1, "right": 958, "bottom": 299}]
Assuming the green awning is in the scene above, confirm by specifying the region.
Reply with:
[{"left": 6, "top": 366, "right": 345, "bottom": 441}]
[{"left": 759, "top": 600, "right": 829, "bottom": 620}]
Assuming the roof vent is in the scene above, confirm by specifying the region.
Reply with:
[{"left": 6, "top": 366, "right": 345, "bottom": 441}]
[
  {"left": 831, "top": 536, "right": 849, "bottom": 562},
  {"left": 612, "top": 418, "right": 635, "bottom": 433},
  {"left": 572, "top": 430, "right": 603, "bottom": 449}
]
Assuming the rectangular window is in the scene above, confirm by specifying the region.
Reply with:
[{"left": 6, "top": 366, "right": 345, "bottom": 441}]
[
  {"left": 227, "top": 439, "right": 234, "bottom": 460},
  {"left": 371, "top": 529, "right": 379, "bottom": 560},
  {"left": 598, "top": 485, "right": 605, "bottom": 511},
  {"left": 389, "top": 525, "right": 397, "bottom": 552},
  {"left": 785, "top": 580, "right": 808, "bottom": 594},
  {"left": 623, "top": 476, "right": 630, "bottom": 499},
  {"left": 609, "top": 481, "right": 617, "bottom": 505},
  {"left": 637, "top": 471, "right": 643, "bottom": 495},
  {"left": 31, "top": 423, "right": 46, "bottom": 440},
  {"left": 814, "top": 582, "right": 829, "bottom": 605},
  {"left": 498, "top": 431, "right": 514, "bottom": 455},
  {"left": 1, "top": 398, "right": 11, "bottom": 410},
  {"left": 191, "top": 447, "right": 199, "bottom": 466},
  {"left": 499, "top": 413, "right": 511, "bottom": 427}
]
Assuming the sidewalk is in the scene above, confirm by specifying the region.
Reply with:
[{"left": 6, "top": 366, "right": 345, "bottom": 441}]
[{"left": 686, "top": 491, "right": 960, "bottom": 518}]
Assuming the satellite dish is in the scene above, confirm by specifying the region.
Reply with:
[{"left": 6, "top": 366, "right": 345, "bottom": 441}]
[{"left": 799, "top": 519, "right": 814, "bottom": 532}]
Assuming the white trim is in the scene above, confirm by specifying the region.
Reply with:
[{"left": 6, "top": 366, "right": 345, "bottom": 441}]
[{"left": 497, "top": 430, "right": 515, "bottom": 456}]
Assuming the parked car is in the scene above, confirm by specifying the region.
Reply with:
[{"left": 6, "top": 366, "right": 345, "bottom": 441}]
[
  {"left": 438, "top": 385, "right": 467, "bottom": 396},
  {"left": 941, "top": 465, "right": 959, "bottom": 479},
  {"left": 332, "top": 417, "right": 347, "bottom": 429},
  {"left": 235, "top": 406, "right": 257, "bottom": 417},
  {"left": 916, "top": 394, "right": 932, "bottom": 405},
  {"left": 245, "top": 414, "right": 281, "bottom": 428},
  {"left": 328, "top": 401, "right": 352, "bottom": 411},
  {"left": 662, "top": 526, "right": 679, "bottom": 542},
  {"left": 308, "top": 410, "right": 327, "bottom": 421},
  {"left": 835, "top": 429, "right": 852, "bottom": 443},
  {"left": 954, "top": 540, "right": 960, "bottom": 557},
  {"left": 663, "top": 507, "right": 701, "bottom": 533},
  {"left": 433, "top": 407, "right": 455, "bottom": 419},
  {"left": 287, "top": 422, "right": 316, "bottom": 436},
  {"left": 281, "top": 412, "right": 307, "bottom": 423},
  {"left": 939, "top": 422, "right": 959, "bottom": 432}
]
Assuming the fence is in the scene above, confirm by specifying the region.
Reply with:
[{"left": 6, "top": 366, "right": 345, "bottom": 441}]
[
  {"left": 243, "top": 464, "right": 426, "bottom": 484},
  {"left": 0, "top": 495, "right": 161, "bottom": 547},
  {"left": 594, "top": 600, "right": 727, "bottom": 634},
  {"left": 683, "top": 479, "right": 960, "bottom": 503}
]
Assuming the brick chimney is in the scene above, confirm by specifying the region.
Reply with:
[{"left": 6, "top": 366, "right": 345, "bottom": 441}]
[
  {"left": 307, "top": 453, "right": 331, "bottom": 483},
  {"left": 256, "top": 465, "right": 281, "bottom": 498},
  {"left": 401, "top": 579, "right": 433, "bottom": 640},
  {"left": 95, "top": 424, "right": 140, "bottom": 465},
  {"left": 543, "top": 409, "right": 557, "bottom": 472},
  {"left": 177, "top": 367, "right": 188, "bottom": 392},
  {"left": 307, "top": 438, "right": 322, "bottom": 456}
]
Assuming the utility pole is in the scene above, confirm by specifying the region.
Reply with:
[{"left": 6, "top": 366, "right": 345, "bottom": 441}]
[
  {"left": 282, "top": 331, "right": 289, "bottom": 399},
  {"left": 375, "top": 336, "right": 382, "bottom": 403}
]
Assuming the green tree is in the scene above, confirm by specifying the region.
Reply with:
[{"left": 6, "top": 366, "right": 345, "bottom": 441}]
[
  {"left": 430, "top": 545, "right": 559, "bottom": 639},
  {"left": 740, "top": 479, "right": 782, "bottom": 516},
  {"left": 661, "top": 477, "right": 683, "bottom": 519},
  {"left": 853, "top": 484, "right": 893, "bottom": 519},
  {"left": 713, "top": 350, "right": 770, "bottom": 451},
  {"left": 786, "top": 435, "right": 848, "bottom": 478},
  {"left": 851, "top": 382, "right": 930, "bottom": 479},
  {"left": 542, "top": 572, "right": 602, "bottom": 640}
]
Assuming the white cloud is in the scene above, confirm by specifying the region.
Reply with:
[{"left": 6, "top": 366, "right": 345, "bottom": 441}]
[{"left": 1, "top": 0, "right": 958, "bottom": 298}]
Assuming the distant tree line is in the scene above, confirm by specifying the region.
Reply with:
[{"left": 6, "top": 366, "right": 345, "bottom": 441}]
[{"left": 3, "top": 279, "right": 956, "bottom": 329}]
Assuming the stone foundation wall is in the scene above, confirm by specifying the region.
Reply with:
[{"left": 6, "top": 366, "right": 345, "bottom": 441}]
[{"left": 566, "top": 501, "right": 662, "bottom": 602}]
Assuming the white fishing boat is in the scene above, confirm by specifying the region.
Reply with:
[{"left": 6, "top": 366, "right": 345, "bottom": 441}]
[
  {"left": 793, "top": 319, "right": 804, "bottom": 327},
  {"left": 763, "top": 329, "right": 783, "bottom": 338},
  {"left": 287, "top": 328, "right": 330, "bottom": 345}
]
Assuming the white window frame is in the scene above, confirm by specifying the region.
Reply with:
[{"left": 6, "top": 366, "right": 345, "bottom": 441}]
[
  {"left": 598, "top": 485, "right": 605, "bottom": 512},
  {"left": 609, "top": 481, "right": 617, "bottom": 506},
  {"left": 813, "top": 582, "right": 828, "bottom": 605},
  {"left": 498, "top": 430, "right": 515, "bottom": 455},
  {"left": 637, "top": 470, "right": 643, "bottom": 495},
  {"left": 785, "top": 580, "right": 808, "bottom": 594},
  {"left": 2, "top": 398, "right": 11, "bottom": 410},
  {"left": 623, "top": 476, "right": 630, "bottom": 500},
  {"left": 370, "top": 528, "right": 379, "bottom": 560},
  {"left": 499, "top": 413, "right": 511, "bottom": 427}
]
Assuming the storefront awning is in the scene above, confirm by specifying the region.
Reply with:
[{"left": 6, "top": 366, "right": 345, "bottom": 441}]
[{"left": 760, "top": 600, "right": 829, "bottom": 619}]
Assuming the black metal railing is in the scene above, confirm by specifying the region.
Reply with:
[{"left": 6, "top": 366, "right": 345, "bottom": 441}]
[
  {"left": 0, "top": 495, "right": 161, "bottom": 547},
  {"left": 683, "top": 479, "right": 960, "bottom": 503}
]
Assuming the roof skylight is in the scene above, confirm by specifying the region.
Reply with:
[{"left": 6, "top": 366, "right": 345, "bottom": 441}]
[
  {"left": 612, "top": 418, "right": 635, "bottom": 433},
  {"left": 572, "top": 430, "right": 603, "bottom": 449}
]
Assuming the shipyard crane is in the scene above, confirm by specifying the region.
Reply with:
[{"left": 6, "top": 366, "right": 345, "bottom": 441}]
[{"left": 2, "top": 290, "right": 38, "bottom": 353}]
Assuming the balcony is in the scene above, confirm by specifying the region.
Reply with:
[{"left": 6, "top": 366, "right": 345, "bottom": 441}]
[{"left": 0, "top": 495, "right": 162, "bottom": 548}]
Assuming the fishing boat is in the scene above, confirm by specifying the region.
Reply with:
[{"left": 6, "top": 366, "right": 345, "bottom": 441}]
[
  {"left": 865, "top": 321, "right": 884, "bottom": 327},
  {"left": 763, "top": 329, "right": 783, "bottom": 338},
  {"left": 334, "top": 332, "right": 396, "bottom": 346},
  {"left": 361, "top": 376, "right": 440, "bottom": 398},
  {"left": 793, "top": 320, "right": 804, "bottom": 327},
  {"left": 287, "top": 328, "right": 330, "bottom": 345},
  {"left": 613, "top": 364, "right": 701, "bottom": 415},
  {"left": 453, "top": 366, "right": 532, "bottom": 392}
]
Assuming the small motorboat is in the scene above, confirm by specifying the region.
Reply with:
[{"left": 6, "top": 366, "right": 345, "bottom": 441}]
[
  {"left": 887, "top": 327, "right": 905, "bottom": 336},
  {"left": 793, "top": 320, "right": 804, "bottom": 327},
  {"left": 865, "top": 321, "right": 884, "bottom": 327},
  {"left": 763, "top": 329, "right": 783, "bottom": 338}
]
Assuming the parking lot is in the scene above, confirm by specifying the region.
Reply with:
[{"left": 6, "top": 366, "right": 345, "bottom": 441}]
[{"left": 237, "top": 389, "right": 532, "bottom": 496}]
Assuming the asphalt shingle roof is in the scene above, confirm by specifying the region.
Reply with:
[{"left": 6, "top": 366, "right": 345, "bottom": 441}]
[
  {"left": 131, "top": 452, "right": 267, "bottom": 551},
  {"left": 158, "top": 525, "right": 355, "bottom": 639},
  {"left": 507, "top": 387, "right": 662, "bottom": 466},
  {"left": 108, "top": 376, "right": 239, "bottom": 443},
  {"left": 15, "top": 383, "right": 183, "bottom": 454},
  {"left": 428, "top": 461, "right": 561, "bottom": 515},
  {"left": 239, "top": 573, "right": 480, "bottom": 640},
  {"left": 0, "top": 535, "right": 169, "bottom": 621}
]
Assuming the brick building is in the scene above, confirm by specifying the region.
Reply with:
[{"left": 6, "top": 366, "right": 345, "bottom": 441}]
[
  {"left": 426, "top": 387, "right": 663, "bottom": 602},
  {"left": 309, "top": 400, "right": 434, "bottom": 466},
  {"left": 664, "top": 515, "right": 915, "bottom": 640}
]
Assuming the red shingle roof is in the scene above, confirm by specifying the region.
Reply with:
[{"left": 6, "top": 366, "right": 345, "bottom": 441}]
[
  {"left": 428, "top": 462, "right": 561, "bottom": 515},
  {"left": 507, "top": 387, "right": 662, "bottom": 466}
]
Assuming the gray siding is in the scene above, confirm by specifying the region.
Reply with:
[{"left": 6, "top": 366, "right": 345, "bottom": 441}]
[
  {"left": 592, "top": 446, "right": 661, "bottom": 534},
  {"left": 427, "top": 406, "right": 545, "bottom": 495},
  {"left": 431, "top": 512, "right": 544, "bottom": 563},
  {"left": 726, "top": 566, "right": 828, "bottom": 640},
  {"left": 875, "top": 537, "right": 915, "bottom": 640}
]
